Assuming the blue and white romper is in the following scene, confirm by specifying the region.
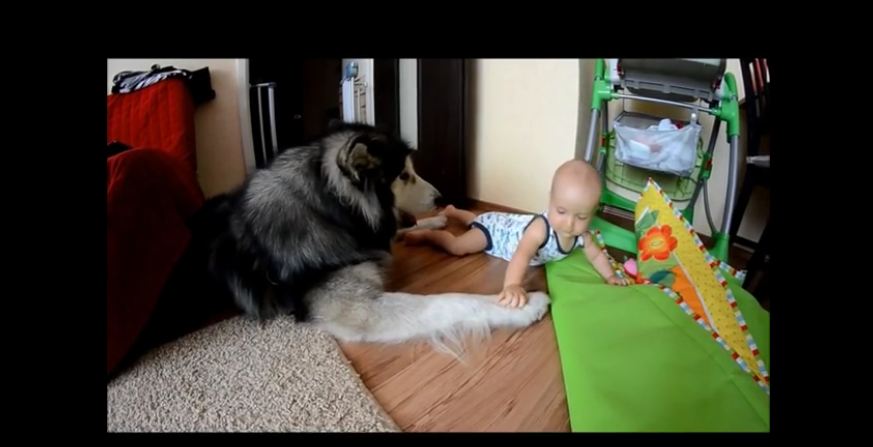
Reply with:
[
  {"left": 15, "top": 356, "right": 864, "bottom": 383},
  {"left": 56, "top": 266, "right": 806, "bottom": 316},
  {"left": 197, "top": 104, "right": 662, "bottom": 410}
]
[{"left": 470, "top": 211, "right": 584, "bottom": 266}]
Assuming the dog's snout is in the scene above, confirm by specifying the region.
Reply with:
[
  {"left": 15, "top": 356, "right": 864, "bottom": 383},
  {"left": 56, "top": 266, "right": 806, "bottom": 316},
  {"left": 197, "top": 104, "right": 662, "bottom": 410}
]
[{"left": 433, "top": 194, "right": 447, "bottom": 208}]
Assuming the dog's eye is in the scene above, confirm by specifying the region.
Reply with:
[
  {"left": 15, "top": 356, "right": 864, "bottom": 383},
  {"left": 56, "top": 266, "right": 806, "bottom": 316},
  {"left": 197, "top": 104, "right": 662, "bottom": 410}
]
[{"left": 399, "top": 172, "right": 410, "bottom": 181}]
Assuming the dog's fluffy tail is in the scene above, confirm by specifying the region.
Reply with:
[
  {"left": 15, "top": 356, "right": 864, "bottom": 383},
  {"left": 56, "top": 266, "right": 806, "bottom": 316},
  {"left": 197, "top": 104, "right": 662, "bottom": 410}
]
[{"left": 305, "top": 263, "right": 550, "bottom": 354}]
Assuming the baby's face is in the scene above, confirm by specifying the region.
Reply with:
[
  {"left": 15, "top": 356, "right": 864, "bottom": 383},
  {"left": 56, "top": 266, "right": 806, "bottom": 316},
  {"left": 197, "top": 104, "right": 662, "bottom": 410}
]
[{"left": 547, "top": 185, "right": 599, "bottom": 238}]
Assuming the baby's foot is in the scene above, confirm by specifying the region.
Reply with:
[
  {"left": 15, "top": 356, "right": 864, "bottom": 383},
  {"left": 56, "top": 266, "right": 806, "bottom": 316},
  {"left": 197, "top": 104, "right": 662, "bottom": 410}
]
[{"left": 438, "top": 204, "right": 457, "bottom": 217}]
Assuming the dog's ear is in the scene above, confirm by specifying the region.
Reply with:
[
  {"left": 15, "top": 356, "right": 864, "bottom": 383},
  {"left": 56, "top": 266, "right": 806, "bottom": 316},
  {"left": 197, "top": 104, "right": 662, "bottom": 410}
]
[
  {"left": 372, "top": 122, "right": 395, "bottom": 136},
  {"left": 348, "top": 139, "right": 382, "bottom": 172},
  {"left": 338, "top": 137, "right": 383, "bottom": 185}
]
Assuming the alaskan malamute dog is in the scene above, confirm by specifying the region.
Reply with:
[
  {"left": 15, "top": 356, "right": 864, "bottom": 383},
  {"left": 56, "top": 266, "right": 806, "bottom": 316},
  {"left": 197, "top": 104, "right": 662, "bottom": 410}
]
[{"left": 193, "top": 122, "right": 549, "bottom": 347}]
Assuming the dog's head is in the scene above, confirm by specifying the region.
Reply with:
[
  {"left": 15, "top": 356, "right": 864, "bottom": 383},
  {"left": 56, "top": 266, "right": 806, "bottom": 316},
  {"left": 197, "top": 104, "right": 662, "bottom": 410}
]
[
  {"left": 326, "top": 122, "right": 441, "bottom": 227},
  {"left": 391, "top": 155, "right": 441, "bottom": 217}
]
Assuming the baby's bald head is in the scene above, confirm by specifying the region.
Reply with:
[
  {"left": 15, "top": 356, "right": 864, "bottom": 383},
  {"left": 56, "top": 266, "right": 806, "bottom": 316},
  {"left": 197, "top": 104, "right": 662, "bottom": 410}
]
[{"left": 550, "top": 159, "right": 602, "bottom": 213}]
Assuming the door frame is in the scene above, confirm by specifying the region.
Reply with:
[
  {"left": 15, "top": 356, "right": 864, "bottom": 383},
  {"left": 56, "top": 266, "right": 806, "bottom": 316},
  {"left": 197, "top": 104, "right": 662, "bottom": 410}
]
[{"left": 374, "top": 58, "right": 468, "bottom": 206}]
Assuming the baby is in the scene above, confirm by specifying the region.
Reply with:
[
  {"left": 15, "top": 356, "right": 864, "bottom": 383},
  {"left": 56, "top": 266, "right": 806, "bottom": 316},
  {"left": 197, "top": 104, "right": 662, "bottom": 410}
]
[{"left": 404, "top": 159, "right": 629, "bottom": 308}]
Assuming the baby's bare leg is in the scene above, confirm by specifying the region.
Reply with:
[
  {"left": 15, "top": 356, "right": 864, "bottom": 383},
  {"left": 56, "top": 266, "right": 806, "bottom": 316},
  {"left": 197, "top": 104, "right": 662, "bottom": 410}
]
[
  {"left": 404, "top": 227, "right": 488, "bottom": 256},
  {"left": 440, "top": 204, "right": 479, "bottom": 226}
]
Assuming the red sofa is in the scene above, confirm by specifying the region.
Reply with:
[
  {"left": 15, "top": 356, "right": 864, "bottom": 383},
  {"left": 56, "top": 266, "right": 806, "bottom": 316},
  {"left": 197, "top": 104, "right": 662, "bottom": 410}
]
[{"left": 106, "top": 78, "right": 206, "bottom": 376}]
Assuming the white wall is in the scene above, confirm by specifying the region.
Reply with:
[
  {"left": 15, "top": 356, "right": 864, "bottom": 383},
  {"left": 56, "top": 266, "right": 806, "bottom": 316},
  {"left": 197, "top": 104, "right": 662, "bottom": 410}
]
[
  {"left": 340, "top": 59, "right": 375, "bottom": 125},
  {"left": 107, "top": 58, "right": 247, "bottom": 198},
  {"left": 399, "top": 59, "right": 418, "bottom": 148},
  {"left": 467, "top": 59, "right": 580, "bottom": 213}
]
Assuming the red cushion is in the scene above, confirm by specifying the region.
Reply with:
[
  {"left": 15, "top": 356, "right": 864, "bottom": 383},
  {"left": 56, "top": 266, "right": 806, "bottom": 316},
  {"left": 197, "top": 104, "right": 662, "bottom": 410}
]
[
  {"left": 107, "top": 79, "right": 197, "bottom": 174},
  {"left": 106, "top": 148, "right": 204, "bottom": 375}
]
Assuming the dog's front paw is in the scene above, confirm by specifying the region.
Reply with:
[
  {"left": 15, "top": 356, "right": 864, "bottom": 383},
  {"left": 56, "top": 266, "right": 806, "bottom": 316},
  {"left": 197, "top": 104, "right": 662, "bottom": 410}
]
[
  {"left": 497, "top": 291, "right": 551, "bottom": 328},
  {"left": 522, "top": 291, "right": 550, "bottom": 322}
]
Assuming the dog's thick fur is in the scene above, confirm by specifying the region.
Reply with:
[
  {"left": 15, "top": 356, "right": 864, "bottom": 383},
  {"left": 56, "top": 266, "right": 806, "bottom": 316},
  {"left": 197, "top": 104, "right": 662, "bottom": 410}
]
[{"left": 191, "top": 122, "right": 549, "bottom": 346}]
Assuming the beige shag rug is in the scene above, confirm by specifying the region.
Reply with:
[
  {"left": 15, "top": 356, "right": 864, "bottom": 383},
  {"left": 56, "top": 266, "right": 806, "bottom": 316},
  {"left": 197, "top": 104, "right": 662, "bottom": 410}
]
[{"left": 107, "top": 316, "right": 398, "bottom": 432}]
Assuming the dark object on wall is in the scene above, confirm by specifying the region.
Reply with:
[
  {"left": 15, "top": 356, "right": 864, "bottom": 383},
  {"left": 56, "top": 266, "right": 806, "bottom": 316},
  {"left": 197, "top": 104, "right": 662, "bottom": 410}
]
[{"left": 111, "top": 65, "right": 215, "bottom": 105}]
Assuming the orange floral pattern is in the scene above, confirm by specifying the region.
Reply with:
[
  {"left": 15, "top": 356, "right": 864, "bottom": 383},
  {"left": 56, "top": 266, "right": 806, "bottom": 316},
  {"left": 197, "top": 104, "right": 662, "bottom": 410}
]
[{"left": 638, "top": 225, "right": 678, "bottom": 261}]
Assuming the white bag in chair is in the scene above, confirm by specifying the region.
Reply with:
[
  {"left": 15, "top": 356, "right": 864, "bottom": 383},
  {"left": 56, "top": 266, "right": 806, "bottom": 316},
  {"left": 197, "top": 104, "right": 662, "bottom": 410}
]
[{"left": 614, "top": 118, "right": 700, "bottom": 176}]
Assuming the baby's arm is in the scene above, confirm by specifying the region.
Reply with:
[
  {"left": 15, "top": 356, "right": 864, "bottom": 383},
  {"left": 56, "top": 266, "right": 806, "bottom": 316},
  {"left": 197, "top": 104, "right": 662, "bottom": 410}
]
[
  {"left": 498, "top": 217, "right": 548, "bottom": 308},
  {"left": 582, "top": 232, "right": 630, "bottom": 286}
]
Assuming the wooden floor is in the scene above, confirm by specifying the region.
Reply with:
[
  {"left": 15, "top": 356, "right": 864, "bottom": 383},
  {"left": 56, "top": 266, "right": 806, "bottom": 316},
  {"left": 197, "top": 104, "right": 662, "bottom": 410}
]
[{"left": 339, "top": 202, "right": 568, "bottom": 432}]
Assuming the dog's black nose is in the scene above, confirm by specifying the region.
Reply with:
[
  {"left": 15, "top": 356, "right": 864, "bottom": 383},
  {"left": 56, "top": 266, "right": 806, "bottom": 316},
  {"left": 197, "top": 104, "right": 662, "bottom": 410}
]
[{"left": 433, "top": 194, "right": 447, "bottom": 208}]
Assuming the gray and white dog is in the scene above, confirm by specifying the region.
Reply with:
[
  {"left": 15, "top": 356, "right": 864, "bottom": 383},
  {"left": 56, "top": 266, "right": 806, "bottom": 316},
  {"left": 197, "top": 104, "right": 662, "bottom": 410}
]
[{"left": 191, "top": 122, "right": 549, "bottom": 348}]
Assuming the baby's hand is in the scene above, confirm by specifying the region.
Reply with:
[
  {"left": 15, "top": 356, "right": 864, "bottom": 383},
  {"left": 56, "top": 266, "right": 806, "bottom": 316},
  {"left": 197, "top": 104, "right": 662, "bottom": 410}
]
[
  {"left": 498, "top": 284, "right": 528, "bottom": 308},
  {"left": 608, "top": 275, "right": 631, "bottom": 286}
]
